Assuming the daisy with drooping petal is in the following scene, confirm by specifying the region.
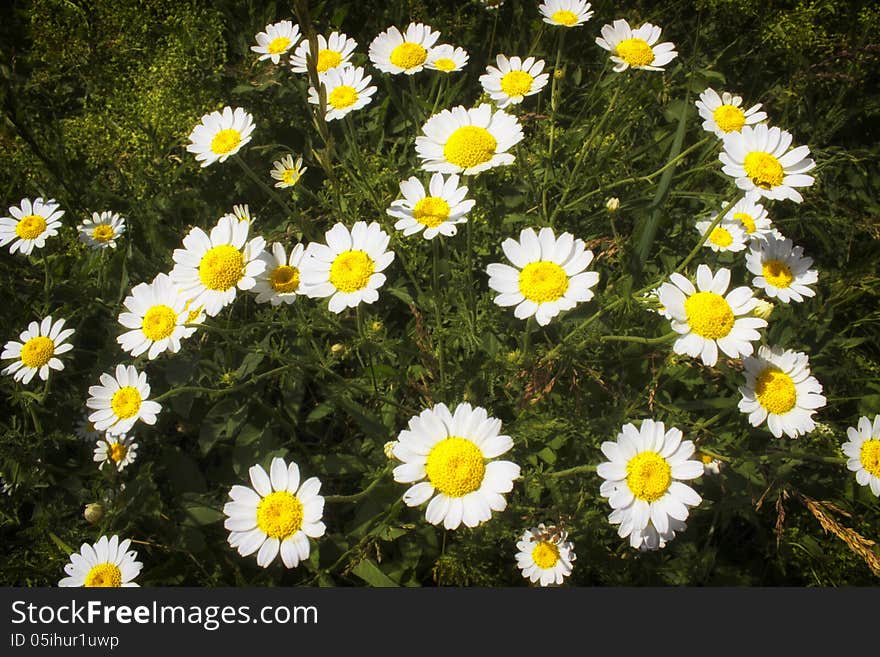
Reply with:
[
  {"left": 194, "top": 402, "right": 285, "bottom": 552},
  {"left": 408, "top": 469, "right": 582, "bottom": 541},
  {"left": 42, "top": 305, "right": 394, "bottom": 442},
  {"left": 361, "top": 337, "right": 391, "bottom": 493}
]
[
  {"left": 746, "top": 235, "right": 817, "bottom": 303},
  {"left": 170, "top": 215, "right": 266, "bottom": 317},
  {"left": 94, "top": 434, "right": 138, "bottom": 472},
  {"left": 270, "top": 154, "right": 306, "bottom": 189},
  {"left": 77, "top": 211, "right": 125, "bottom": 250},
  {"left": 416, "top": 103, "right": 524, "bottom": 176},
  {"left": 0, "top": 197, "right": 64, "bottom": 256},
  {"left": 251, "top": 20, "right": 300, "bottom": 64},
  {"left": 717, "top": 195, "right": 775, "bottom": 243},
  {"left": 299, "top": 221, "right": 394, "bottom": 313},
  {"left": 738, "top": 345, "right": 826, "bottom": 439},
  {"left": 58, "top": 535, "right": 142, "bottom": 587},
  {"left": 479, "top": 55, "right": 550, "bottom": 109},
  {"left": 386, "top": 172, "right": 475, "bottom": 239},
  {"left": 695, "top": 218, "right": 748, "bottom": 253},
  {"left": 223, "top": 457, "right": 326, "bottom": 569},
  {"left": 393, "top": 402, "right": 521, "bottom": 530},
  {"left": 2, "top": 316, "right": 74, "bottom": 385},
  {"left": 369, "top": 23, "right": 441, "bottom": 75},
  {"left": 843, "top": 415, "right": 880, "bottom": 497},
  {"left": 186, "top": 107, "right": 256, "bottom": 168},
  {"left": 539, "top": 0, "right": 594, "bottom": 28},
  {"left": 696, "top": 88, "right": 767, "bottom": 138},
  {"left": 596, "top": 19, "right": 678, "bottom": 72},
  {"left": 426, "top": 44, "right": 469, "bottom": 73},
  {"left": 487, "top": 227, "right": 599, "bottom": 326},
  {"left": 117, "top": 272, "right": 195, "bottom": 359},
  {"left": 221, "top": 204, "right": 254, "bottom": 225},
  {"left": 598, "top": 419, "right": 703, "bottom": 551},
  {"left": 86, "top": 364, "right": 162, "bottom": 436},
  {"left": 307, "top": 65, "right": 377, "bottom": 121},
  {"left": 252, "top": 242, "right": 306, "bottom": 305},
  {"left": 515, "top": 523, "right": 576, "bottom": 586},
  {"left": 289, "top": 31, "right": 357, "bottom": 76}
]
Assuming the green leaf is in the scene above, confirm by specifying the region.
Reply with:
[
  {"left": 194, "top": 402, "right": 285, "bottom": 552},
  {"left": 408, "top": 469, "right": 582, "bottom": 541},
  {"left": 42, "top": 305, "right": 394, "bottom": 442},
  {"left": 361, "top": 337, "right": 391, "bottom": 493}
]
[{"left": 351, "top": 558, "right": 399, "bottom": 587}]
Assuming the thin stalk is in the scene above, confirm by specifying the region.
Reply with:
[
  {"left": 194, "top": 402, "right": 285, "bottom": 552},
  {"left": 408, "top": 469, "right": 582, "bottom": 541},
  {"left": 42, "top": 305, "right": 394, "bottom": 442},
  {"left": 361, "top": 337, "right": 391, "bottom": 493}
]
[
  {"left": 432, "top": 238, "right": 447, "bottom": 395},
  {"left": 233, "top": 155, "right": 302, "bottom": 231},
  {"left": 324, "top": 466, "right": 392, "bottom": 504},
  {"left": 600, "top": 330, "right": 677, "bottom": 345},
  {"left": 542, "top": 29, "right": 566, "bottom": 224}
]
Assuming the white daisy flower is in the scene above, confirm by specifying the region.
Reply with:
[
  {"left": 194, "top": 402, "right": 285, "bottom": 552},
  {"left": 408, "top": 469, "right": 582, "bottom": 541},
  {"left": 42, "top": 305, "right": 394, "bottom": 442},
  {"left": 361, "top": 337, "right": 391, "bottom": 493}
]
[
  {"left": 515, "top": 523, "right": 576, "bottom": 586},
  {"left": 186, "top": 107, "right": 256, "bottom": 168},
  {"left": 223, "top": 457, "right": 326, "bottom": 569},
  {"left": 0, "top": 197, "right": 64, "bottom": 256},
  {"left": 386, "top": 172, "right": 476, "bottom": 239},
  {"left": 393, "top": 402, "right": 521, "bottom": 530},
  {"left": 700, "top": 454, "right": 722, "bottom": 476},
  {"left": 539, "top": 0, "right": 594, "bottom": 28},
  {"left": 170, "top": 215, "right": 266, "bottom": 317},
  {"left": 270, "top": 154, "right": 307, "bottom": 188},
  {"left": 738, "top": 345, "right": 826, "bottom": 439},
  {"left": 416, "top": 103, "right": 524, "bottom": 176},
  {"left": 695, "top": 218, "right": 748, "bottom": 253},
  {"left": 696, "top": 87, "right": 767, "bottom": 138},
  {"left": 117, "top": 272, "right": 195, "bottom": 359},
  {"left": 745, "top": 235, "right": 818, "bottom": 304},
  {"left": 299, "top": 221, "right": 394, "bottom": 314},
  {"left": 86, "top": 364, "right": 162, "bottom": 436},
  {"left": 598, "top": 419, "right": 703, "bottom": 551},
  {"left": 221, "top": 204, "right": 255, "bottom": 225},
  {"left": 58, "top": 535, "right": 142, "bottom": 587},
  {"left": 641, "top": 287, "right": 673, "bottom": 320},
  {"left": 94, "top": 434, "right": 138, "bottom": 472},
  {"left": 252, "top": 242, "right": 306, "bottom": 305},
  {"left": 426, "top": 44, "right": 469, "bottom": 73},
  {"left": 717, "top": 195, "right": 775, "bottom": 242},
  {"left": 843, "top": 415, "right": 880, "bottom": 497},
  {"left": 77, "top": 211, "right": 125, "bottom": 250},
  {"left": 719, "top": 124, "right": 816, "bottom": 203},
  {"left": 1, "top": 315, "right": 74, "bottom": 385},
  {"left": 307, "top": 65, "right": 377, "bottom": 121},
  {"left": 289, "top": 31, "right": 357, "bottom": 76},
  {"left": 76, "top": 411, "right": 102, "bottom": 443},
  {"left": 487, "top": 227, "right": 599, "bottom": 326},
  {"left": 368, "top": 23, "right": 441, "bottom": 75},
  {"left": 595, "top": 19, "right": 678, "bottom": 72},
  {"left": 479, "top": 55, "right": 550, "bottom": 109},
  {"left": 251, "top": 20, "right": 300, "bottom": 64}
]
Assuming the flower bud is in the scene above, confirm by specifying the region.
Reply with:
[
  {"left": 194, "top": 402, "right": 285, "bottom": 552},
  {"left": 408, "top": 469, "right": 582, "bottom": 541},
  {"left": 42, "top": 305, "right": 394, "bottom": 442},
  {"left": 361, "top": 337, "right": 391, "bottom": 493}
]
[
  {"left": 84, "top": 502, "right": 104, "bottom": 525},
  {"left": 752, "top": 299, "right": 775, "bottom": 320},
  {"left": 606, "top": 197, "right": 620, "bottom": 212}
]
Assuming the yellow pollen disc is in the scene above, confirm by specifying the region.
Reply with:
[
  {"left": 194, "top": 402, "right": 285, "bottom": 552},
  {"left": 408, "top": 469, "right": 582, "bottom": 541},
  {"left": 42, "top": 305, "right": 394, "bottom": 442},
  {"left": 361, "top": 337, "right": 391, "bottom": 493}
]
[
  {"left": 389, "top": 42, "right": 428, "bottom": 70},
  {"left": 256, "top": 490, "right": 304, "bottom": 539},
  {"left": 700, "top": 453, "right": 713, "bottom": 464},
  {"left": 267, "top": 36, "right": 291, "bottom": 55},
  {"left": 433, "top": 58, "right": 456, "bottom": 72},
  {"left": 755, "top": 367, "right": 797, "bottom": 415},
  {"left": 281, "top": 169, "right": 301, "bottom": 185},
  {"left": 316, "top": 49, "right": 342, "bottom": 72},
  {"left": 270, "top": 265, "right": 300, "bottom": 293},
  {"left": 108, "top": 442, "right": 128, "bottom": 463},
  {"left": 142, "top": 305, "right": 178, "bottom": 341},
  {"left": 92, "top": 224, "right": 115, "bottom": 242},
  {"left": 15, "top": 214, "right": 47, "bottom": 240},
  {"left": 684, "top": 291, "right": 735, "bottom": 340},
  {"left": 616, "top": 38, "right": 654, "bottom": 67},
  {"left": 762, "top": 259, "right": 794, "bottom": 289},
  {"left": 626, "top": 451, "right": 672, "bottom": 502},
  {"left": 532, "top": 541, "right": 560, "bottom": 569},
  {"left": 744, "top": 152, "right": 784, "bottom": 189},
  {"left": 84, "top": 563, "right": 122, "bottom": 587},
  {"left": 519, "top": 261, "right": 569, "bottom": 303},
  {"left": 443, "top": 126, "right": 497, "bottom": 170},
  {"left": 210, "top": 129, "right": 242, "bottom": 156},
  {"left": 709, "top": 227, "right": 733, "bottom": 248},
  {"left": 425, "top": 437, "right": 486, "bottom": 497},
  {"left": 328, "top": 85, "right": 358, "bottom": 110},
  {"left": 551, "top": 10, "right": 579, "bottom": 26},
  {"left": 198, "top": 244, "right": 245, "bottom": 291},
  {"left": 111, "top": 386, "right": 142, "bottom": 420},
  {"left": 860, "top": 440, "right": 880, "bottom": 478},
  {"left": 329, "top": 249, "right": 375, "bottom": 293},
  {"left": 413, "top": 196, "right": 451, "bottom": 228},
  {"left": 713, "top": 104, "right": 746, "bottom": 133},
  {"left": 500, "top": 70, "right": 534, "bottom": 97},
  {"left": 20, "top": 336, "right": 55, "bottom": 368},
  {"left": 734, "top": 212, "right": 756, "bottom": 234}
]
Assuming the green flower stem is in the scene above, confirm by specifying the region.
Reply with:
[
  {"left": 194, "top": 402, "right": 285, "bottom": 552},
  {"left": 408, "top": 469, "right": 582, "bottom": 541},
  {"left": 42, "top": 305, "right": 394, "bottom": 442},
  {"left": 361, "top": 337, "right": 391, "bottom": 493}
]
[
  {"left": 432, "top": 237, "right": 447, "bottom": 395},
  {"left": 542, "top": 29, "right": 566, "bottom": 225},
  {"left": 600, "top": 330, "right": 677, "bottom": 345},
  {"left": 545, "top": 463, "right": 597, "bottom": 479},
  {"left": 673, "top": 186, "right": 741, "bottom": 275},
  {"left": 233, "top": 155, "right": 304, "bottom": 235},
  {"left": 324, "top": 466, "right": 392, "bottom": 504},
  {"left": 357, "top": 304, "right": 379, "bottom": 395},
  {"left": 522, "top": 316, "right": 535, "bottom": 356}
]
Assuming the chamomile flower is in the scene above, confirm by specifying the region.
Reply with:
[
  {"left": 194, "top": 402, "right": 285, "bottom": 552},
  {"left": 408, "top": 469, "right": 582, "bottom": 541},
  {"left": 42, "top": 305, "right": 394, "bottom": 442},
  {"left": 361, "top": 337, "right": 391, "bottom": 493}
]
[
  {"left": 718, "top": 195, "right": 775, "bottom": 242},
  {"left": 696, "top": 88, "right": 767, "bottom": 138},
  {"left": 2, "top": 316, "right": 74, "bottom": 385},
  {"left": 58, "top": 535, "right": 142, "bottom": 587},
  {"left": 76, "top": 412, "right": 102, "bottom": 443},
  {"left": 596, "top": 19, "right": 678, "bottom": 72},
  {"left": 745, "top": 235, "right": 818, "bottom": 303},
  {"left": 94, "top": 434, "right": 138, "bottom": 472},
  {"left": 539, "top": 0, "right": 594, "bottom": 28},
  {"left": 170, "top": 215, "right": 266, "bottom": 317},
  {"left": 270, "top": 154, "right": 306, "bottom": 189},
  {"left": 700, "top": 454, "right": 722, "bottom": 476},
  {"left": 117, "top": 272, "right": 194, "bottom": 359},
  {"left": 416, "top": 103, "right": 524, "bottom": 175},
  {"left": 251, "top": 20, "right": 300, "bottom": 64},
  {"left": 86, "top": 364, "right": 162, "bottom": 436},
  {"left": 842, "top": 415, "right": 880, "bottom": 497},
  {"left": 487, "top": 227, "right": 599, "bottom": 326},
  {"left": 186, "top": 107, "right": 255, "bottom": 168},
  {"left": 300, "top": 221, "right": 394, "bottom": 313},
  {"left": 738, "top": 345, "right": 826, "bottom": 439},
  {"left": 369, "top": 23, "right": 441, "bottom": 75},
  {"left": 0, "top": 197, "right": 64, "bottom": 256},
  {"left": 426, "top": 44, "right": 469, "bottom": 73},
  {"left": 695, "top": 218, "right": 748, "bottom": 253},
  {"left": 307, "top": 65, "right": 377, "bottom": 121},
  {"left": 77, "top": 211, "right": 125, "bottom": 250},
  {"left": 515, "top": 524, "right": 576, "bottom": 586},
  {"left": 720, "top": 124, "right": 816, "bottom": 203},
  {"left": 252, "top": 242, "right": 306, "bottom": 305},
  {"left": 386, "top": 172, "right": 475, "bottom": 239},
  {"left": 221, "top": 204, "right": 254, "bottom": 224},
  {"left": 393, "top": 402, "right": 520, "bottom": 530},
  {"left": 223, "top": 457, "right": 326, "bottom": 569},
  {"left": 289, "top": 31, "right": 357, "bottom": 76},
  {"left": 657, "top": 264, "right": 766, "bottom": 367},
  {"left": 479, "top": 55, "right": 550, "bottom": 109},
  {"left": 598, "top": 420, "right": 703, "bottom": 551}
]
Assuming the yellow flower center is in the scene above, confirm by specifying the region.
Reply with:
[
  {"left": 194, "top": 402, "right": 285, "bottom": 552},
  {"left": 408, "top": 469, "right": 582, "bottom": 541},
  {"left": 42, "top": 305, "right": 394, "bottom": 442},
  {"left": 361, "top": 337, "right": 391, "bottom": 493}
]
[
  {"left": 700, "top": 453, "right": 713, "bottom": 465},
  {"left": 111, "top": 386, "right": 142, "bottom": 420},
  {"left": 389, "top": 42, "right": 428, "bottom": 70},
  {"left": 860, "top": 439, "right": 880, "bottom": 478},
  {"left": 413, "top": 196, "right": 451, "bottom": 228},
  {"left": 329, "top": 250, "right": 375, "bottom": 292},
  {"left": 256, "top": 490, "right": 304, "bottom": 539},
  {"left": 616, "top": 38, "right": 654, "bottom": 67},
  {"left": 500, "top": 70, "right": 534, "bottom": 97},
  {"left": 626, "top": 451, "right": 672, "bottom": 502},
  {"left": 281, "top": 168, "right": 301, "bottom": 185},
  {"left": 20, "top": 336, "right": 55, "bottom": 368},
  {"left": 198, "top": 245, "right": 245, "bottom": 291},
  {"left": 92, "top": 224, "right": 115, "bottom": 242},
  {"left": 84, "top": 563, "right": 122, "bottom": 587},
  {"left": 267, "top": 36, "right": 291, "bottom": 55},
  {"left": 744, "top": 152, "right": 784, "bottom": 190},
  {"left": 210, "top": 129, "right": 242, "bottom": 155},
  {"left": 551, "top": 10, "right": 579, "bottom": 26},
  {"left": 708, "top": 226, "right": 733, "bottom": 248},
  {"left": 734, "top": 212, "right": 756, "bottom": 234},
  {"left": 15, "top": 214, "right": 47, "bottom": 240},
  {"left": 141, "top": 305, "right": 178, "bottom": 341},
  {"left": 425, "top": 437, "right": 486, "bottom": 497},
  {"left": 328, "top": 85, "right": 358, "bottom": 110},
  {"left": 270, "top": 265, "right": 300, "bottom": 293},
  {"left": 755, "top": 367, "right": 797, "bottom": 415},
  {"left": 532, "top": 541, "right": 560, "bottom": 569},
  {"left": 684, "top": 291, "right": 735, "bottom": 340},
  {"left": 316, "top": 49, "right": 342, "bottom": 72},
  {"left": 433, "top": 57, "right": 457, "bottom": 72},
  {"left": 443, "top": 126, "right": 497, "bottom": 170},
  {"left": 108, "top": 441, "right": 128, "bottom": 463},
  {"left": 762, "top": 259, "right": 794, "bottom": 289},
  {"left": 713, "top": 105, "right": 746, "bottom": 133},
  {"left": 519, "top": 261, "right": 569, "bottom": 303}
]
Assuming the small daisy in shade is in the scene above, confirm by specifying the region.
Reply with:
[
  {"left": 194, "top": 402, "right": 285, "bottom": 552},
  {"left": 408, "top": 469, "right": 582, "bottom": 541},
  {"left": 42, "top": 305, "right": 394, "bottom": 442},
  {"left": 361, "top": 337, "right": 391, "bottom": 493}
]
[
  {"left": 307, "top": 65, "right": 377, "bottom": 122},
  {"left": 300, "top": 221, "right": 394, "bottom": 313},
  {"left": 0, "top": 197, "right": 64, "bottom": 256},
  {"left": 77, "top": 211, "right": 125, "bottom": 250},
  {"left": 86, "top": 364, "right": 162, "bottom": 436},
  {"left": 393, "top": 402, "right": 520, "bottom": 530},
  {"left": 700, "top": 453, "right": 722, "bottom": 476},
  {"left": 416, "top": 103, "right": 524, "bottom": 176},
  {"left": 696, "top": 88, "right": 767, "bottom": 139},
  {"left": 221, "top": 204, "right": 254, "bottom": 224},
  {"left": 596, "top": 19, "right": 678, "bottom": 72},
  {"left": 270, "top": 154, "right": 306, "bottom": 189},
  {"left": 479, "top": 0, "right": 505, "bottom": 9},
  {"left": 223, "top": 457, "right": 326, "bottom": 569},
  {"left": 170, "top": 215, "right": 266, "bottom": 317},
  {"left": 658, "top": 264, "right": 766, "bottom": 367},
  {"left": 598, "top": 420, "right": 703, "bottom": 551},
  {"left": 94, "top": 434, "right": 137, "bottom": 472},
  {"left": 746, "top": 235, "right": 818, "bottom": 304},
  {"left": 369, "top": 23, "right": 441, "bottom": 75},
  {"left": 2, "top": 316, "right": 74, "bottom": 385},
  {"left": 252, "top": 242, "right": 306, "bottom": 305},
  {"left": 515, "top": 523, "right": 576, "bottom": 586},
  {"left": 843, "top": 415, "right": 880, "bottom": 497},
  {"left": 487, "top": 227, "right": 599, "bottom": 326},
  {"left": 76, "top": 412, "right": 102, "bottom": 443},
  {"left": 479, "top": 55, "right": 550, "bottom": 109},
  {"left": 289, "top": 31, "right": 357, "bottom": 76},
  {"left": 426, "top": 44, "right": 469, "bottom": 73},
  {"left": 386, "top": 172, "right": 475, "bottom": 239},
  {"left": 58, "top": 535, "right": 142, "bottom": 587},
  {"left": 251, "top": 20, "right": 300, "bottom": 64},
  {"left": 695, "top": 218, "right": 748, "bottom": 253},
  {"left": 718, "top": 195, "right": 775, "bottom": 242},
  {"left": 720, "top": 124, "right": 815, "bottom": 203},
  {"left": 117, "top": 272, "right": 194, "bottom": 359},
  {"left": 539, "top": 0, "right": 594, "bottom": 28},
  {"left": 186, "top": 107, "right": 256, "bottom": 168},
  {"left": 738, "top": 345, "right": 826, "bottom": 439}
]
